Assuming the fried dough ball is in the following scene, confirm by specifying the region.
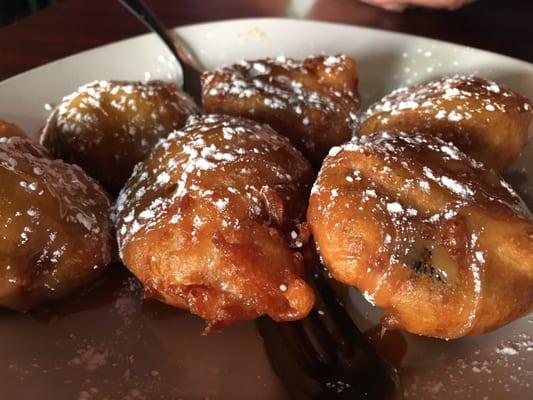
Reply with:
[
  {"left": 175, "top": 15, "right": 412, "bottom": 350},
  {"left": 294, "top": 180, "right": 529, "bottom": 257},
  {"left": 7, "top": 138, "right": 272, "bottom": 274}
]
[
  {"left": 308, "top": 130, "right": 533, "bottom": 339},
  {"left": 202, "top": 55, "right": 360, "bottom": 166},
  {"left": 115, "top": 115, "right": 315, "bottom": 330},
  {"left": 40, "top": 80, "right": 199, "bottom": 194},
  {"left": 358, "top": 75, "right": 533, "bottom": 171},
  {"left": 0, "top": 119, "right": 26, "bottom": 138},
  {"left": 0, "top": 136, "right": 115, "bottom": 311}
]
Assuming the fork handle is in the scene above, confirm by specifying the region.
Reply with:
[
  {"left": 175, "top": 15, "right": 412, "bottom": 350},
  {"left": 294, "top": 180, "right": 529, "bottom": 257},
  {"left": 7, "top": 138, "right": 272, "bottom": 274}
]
[{"left": 117, "top": 0, "right": 204, "bottom": 73}]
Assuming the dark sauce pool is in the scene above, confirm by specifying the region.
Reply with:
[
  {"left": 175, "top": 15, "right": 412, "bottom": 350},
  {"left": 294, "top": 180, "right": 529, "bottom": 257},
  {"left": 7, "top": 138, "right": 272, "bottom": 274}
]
[
  {"left": 0, "top": 264, "right": 403, "bottom": 399},
  {"left": 0, "top": 265, "right": 286, "bottom": 399},
  {"left": 2, "top": 260, "right": 530, "bottom": 400}
]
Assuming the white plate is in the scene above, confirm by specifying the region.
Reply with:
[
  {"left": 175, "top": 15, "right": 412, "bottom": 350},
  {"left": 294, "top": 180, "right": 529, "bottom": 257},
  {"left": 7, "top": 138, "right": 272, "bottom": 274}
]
[{"left": 0, "top": 18, "right": 531, "bottom": 400}]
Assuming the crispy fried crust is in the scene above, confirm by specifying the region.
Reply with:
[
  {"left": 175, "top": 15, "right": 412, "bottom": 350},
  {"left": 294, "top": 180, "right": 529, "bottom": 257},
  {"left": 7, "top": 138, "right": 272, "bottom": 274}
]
[
  {"left": 0, "top": 135, "right": 115, "bottom": 310},
  {"left": 202, "top": 55, "right": 360, "bottom": 166},
  {"left": 40, "top": 80, "right": 199, "bottom": 194},
  {"left": 115, "top": 115, "right": 315, "bottom": 330},
  {"left": 358, "top": 75, "right": 532, "bottom": 171},
  {"left": 308, "top": 130, "right": 533, "bottom": 339}
]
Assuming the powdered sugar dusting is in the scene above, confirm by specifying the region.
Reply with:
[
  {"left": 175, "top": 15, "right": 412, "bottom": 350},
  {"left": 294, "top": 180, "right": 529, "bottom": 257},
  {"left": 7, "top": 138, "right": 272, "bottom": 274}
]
[
  {"left": 202, "top": 54, "right": 360, "bottom": 163},
  {"left": 41, "top": 80, "right": 199, "bottom": 192},
  {"left": 360, "top": 75, "right": 532, "bottom": 164},
  {"left": 311, "top": 129, "right": 532, "bottom": 340},
  {"left": 115, "top": 114, "right": 312, "bottom": 256}
]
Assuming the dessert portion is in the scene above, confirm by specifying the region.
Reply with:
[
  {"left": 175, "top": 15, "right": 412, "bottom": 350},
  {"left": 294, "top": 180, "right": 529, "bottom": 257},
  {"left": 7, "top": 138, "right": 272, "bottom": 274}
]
[
  {"left": 40, "top": 80, "right": 199, "bottom": 194},
  {"left": 3, "top": 60, "right": 531, "bottom": 340},
  {"left": 202, "top": 54, "right": 360, "bottom": 166},
  {"left": 115, "top": 115, "right": 315, "bottom": 330},
  {"left": 358, "top": 75, "right": 532, "bottom": 171},
  {"left": 308, "top": 130, "right": 533, "bottom": 339},
  {"left": 0, "top": 132, "right": 115, "bottom": 311}
]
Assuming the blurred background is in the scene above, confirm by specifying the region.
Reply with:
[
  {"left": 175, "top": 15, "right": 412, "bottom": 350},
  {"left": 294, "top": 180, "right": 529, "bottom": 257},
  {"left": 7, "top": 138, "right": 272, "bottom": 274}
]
[
  {"left": 0, "top": 0, "right": 530, "bottom": 81},
  {"left": 0, "top": 0, "right": 59, "bottom": 26}
]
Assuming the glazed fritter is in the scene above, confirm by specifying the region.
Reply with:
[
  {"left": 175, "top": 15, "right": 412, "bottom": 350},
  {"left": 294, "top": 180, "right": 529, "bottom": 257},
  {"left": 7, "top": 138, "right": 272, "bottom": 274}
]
[
  {"left": 308, "top": 130, "right": 533, "bottom": 339},
  {"left": 40, "top": 80, "right": 199, "bottom": 194},
  {"left": 358, "top": 75, "right": 532, "bottom": 171},
  {"left": 202, "top": 55, "right": 360, "bottom": 166},
  {"left": 115, "top": 115, "right": 315, "bottom": 330},
  {"left": 0, "top": 135, "right": 114, "bottom": 311}
]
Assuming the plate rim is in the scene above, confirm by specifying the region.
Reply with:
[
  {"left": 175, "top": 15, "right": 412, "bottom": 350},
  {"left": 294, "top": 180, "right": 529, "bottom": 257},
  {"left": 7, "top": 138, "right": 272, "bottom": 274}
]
[{"left": 1, "top": 17, "right": 531, "bottom": 87}]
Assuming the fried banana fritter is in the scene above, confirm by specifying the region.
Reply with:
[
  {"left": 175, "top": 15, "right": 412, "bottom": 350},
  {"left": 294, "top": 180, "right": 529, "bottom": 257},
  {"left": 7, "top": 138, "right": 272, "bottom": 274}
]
[
  {"left": 358, "top": 75, "right": 532, "bottom": 171},
  {"left": 115, "top": 115, "right": 315, "bottom": 330},
  {"left": 308, "top": 130, "right": 533, "bottom": 339},
  {"left": 202, "top": 55, "right": 360, "bottom": 166},
  {"left": 0, "top": 134, "right": 115, "bottom": 311},
  {"left": 40, "top": 80, "right": 199, "bottom": 194}
]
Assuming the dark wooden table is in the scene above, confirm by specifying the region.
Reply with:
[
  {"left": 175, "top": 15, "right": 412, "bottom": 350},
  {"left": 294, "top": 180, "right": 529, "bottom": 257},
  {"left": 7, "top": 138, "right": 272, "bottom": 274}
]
[{"left": 0, "top": 0, "right": 531, "bottom": 81}]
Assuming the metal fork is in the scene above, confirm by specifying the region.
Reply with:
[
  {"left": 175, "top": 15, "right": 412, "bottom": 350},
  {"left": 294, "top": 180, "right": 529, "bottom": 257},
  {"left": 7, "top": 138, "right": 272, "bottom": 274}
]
[
  {"left": 117, "top": 1, "right": 400, "bottom": 397},
  {"left": 117, "top": 0, "right": 203, "bottom": 103}
]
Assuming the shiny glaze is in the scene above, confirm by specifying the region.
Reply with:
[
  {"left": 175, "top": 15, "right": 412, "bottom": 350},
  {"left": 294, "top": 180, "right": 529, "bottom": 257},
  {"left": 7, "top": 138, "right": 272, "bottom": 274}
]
[
  {"left": 358, "top": 75, "right": 533, "bottom": 171},
  {"left": 40, "top": 80, "right": 199, "bottom": 194},
  {"left": 202, "top": 55, "right": 360, "bottom": 166},
  {"left": 308, "top": 130, "right": 533, "bottom": 338},
  {"left": 0, "top": 135, "right": 114, "bottom": 310},
  {"left": 115, "top": 115, "right": 316, "bottom": 330}
]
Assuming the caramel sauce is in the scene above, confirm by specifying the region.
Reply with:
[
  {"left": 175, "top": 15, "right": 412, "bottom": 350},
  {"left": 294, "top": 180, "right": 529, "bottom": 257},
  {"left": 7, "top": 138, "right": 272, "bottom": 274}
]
[
  {"left": 0, "top": 264, "right": 288, "bottom": 399},
  {"left": 365, "top": 325, "right": 408, "bottom": 370},
  {"left": 29, "top": 264, "right": 136, "bottom": 323}
]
